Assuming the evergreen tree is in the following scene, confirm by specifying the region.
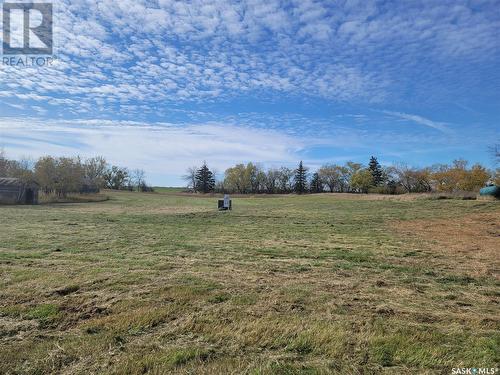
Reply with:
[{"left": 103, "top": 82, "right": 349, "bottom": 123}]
[
  {"left": 310, "top": 172, "right": 324, "bottom": 193},
  {"left": 195, "top": 162, "right": 215, "bottom": 193},
  {"left": 368, "top": 156, "right": 383, "bottom": 186},
  {"left": 294, "top": 161, "right": 308, "bottom": 194}
]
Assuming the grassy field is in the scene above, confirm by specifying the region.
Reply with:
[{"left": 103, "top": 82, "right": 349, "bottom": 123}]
[
  {"left": 153, "top": 187, "right": 187, "bottom": 193},
  {"left": 0, "top": 191, "right": 498, "bottom": 374}
]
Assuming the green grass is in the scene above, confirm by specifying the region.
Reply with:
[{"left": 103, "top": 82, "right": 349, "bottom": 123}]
[{"left": 0, "top": 191, "right": 498, "bottom": 374}]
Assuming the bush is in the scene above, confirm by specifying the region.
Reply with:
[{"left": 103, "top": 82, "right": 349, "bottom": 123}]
[
  {"left": 39, "top": 191, "right": 109, "bottom": 204},
  {"left": 368, "top": 186, "right": 405, "bottom": 195},
  {"left": 424, "top": 191, "right": 477, "bottom": 200}
]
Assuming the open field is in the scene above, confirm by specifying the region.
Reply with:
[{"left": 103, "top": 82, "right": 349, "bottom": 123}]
[
  {"left": 0, "top": 191, "right": 499, "bottom": 374},
  {"left": 153, "top": 187, "right": 187, "bottom": 194}
]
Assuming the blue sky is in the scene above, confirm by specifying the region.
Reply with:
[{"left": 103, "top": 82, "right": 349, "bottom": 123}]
[{"left": 0, "top": 0, "right": 499, "bottom": 186}]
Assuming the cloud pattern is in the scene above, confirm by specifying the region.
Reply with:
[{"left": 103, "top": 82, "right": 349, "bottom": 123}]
[
  {"left": 0, "top": 0, "right": 498, "bottom": 113},
  {"left": 0, "top": 0, "right": 499, "bottom": 184}
]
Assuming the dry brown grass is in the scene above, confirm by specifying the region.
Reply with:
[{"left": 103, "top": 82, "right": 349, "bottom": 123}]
[
  {"left": 393, "top": 213, "right": 500, "bottom": 277},
  {"left": 0, "top": 191, "right": 498, "bottom": 374},
  {"left": 39, "top": 192, "right": 109, "bottom": 204}
]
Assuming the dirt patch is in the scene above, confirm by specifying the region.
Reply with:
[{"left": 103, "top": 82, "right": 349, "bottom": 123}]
[
  {"left": 58, "top": 300, "right": 111, "bottom": 329},
  {"left": 393, "top": 212, "right": 500, "bottom": 277},
  {"left": 52, "top": 285, "right": 80, "bottom": 297}
]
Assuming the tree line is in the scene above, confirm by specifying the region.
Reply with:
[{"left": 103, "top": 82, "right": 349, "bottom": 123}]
[
  {"left": 185, "top": 156, "right": 499, "bottom": 195},
  {"left": 0, "top": 151, "right": 152, "bottom": 197}
]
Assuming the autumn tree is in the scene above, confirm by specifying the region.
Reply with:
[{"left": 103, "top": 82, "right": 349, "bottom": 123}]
[
  {"left": 34, "top": 156, "right": 57, "bottom": 193},
  {"left": 350, "top": 169, "right": 373, "bottom": 193},
  {"left": 457, "top": 164, "right": 490, "bottom": 191},
  {"left": 432, "top": 159, "right": 489, "bottom": 192},
  {"left": 34, "top": 156, "right": 85, "bottom": 196},
  {"left": 56, "top": 157, "right": 85, "bottom": 196},
  {"left": 84, "top": 156, "right": 108, "bottom": 188},
  {"left": 345, "top": 162, "right": 362, "bottom": 192},
  {"left": 225, "top": 163, "right": 252, "bottom": 193}
]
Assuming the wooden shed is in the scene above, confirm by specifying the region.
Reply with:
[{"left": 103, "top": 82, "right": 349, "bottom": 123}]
[{"left": 0, "top": 178, "right": 39, "bottom": 205}]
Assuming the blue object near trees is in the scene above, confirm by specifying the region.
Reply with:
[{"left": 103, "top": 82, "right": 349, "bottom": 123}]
[{"left": 479, "top": 186, "right": 500, "bottom": 198}]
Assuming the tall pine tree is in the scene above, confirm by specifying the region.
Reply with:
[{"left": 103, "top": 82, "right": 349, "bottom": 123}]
[
  {"left": 195, "top": 162, "right": 215, "bottom": 193},
  {"left": 294, "top": 161, "right": 308, "bottom": 194},
  {"left": 310, "top": 172, "right": 324, "bottom": 193},
  {"left": 368, "top": 156, "right": 383, "bottom": 186}
]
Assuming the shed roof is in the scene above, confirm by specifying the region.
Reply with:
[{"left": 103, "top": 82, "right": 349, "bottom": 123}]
[{"left": 0, "top": 178, "right": 39, "bottom": 187}]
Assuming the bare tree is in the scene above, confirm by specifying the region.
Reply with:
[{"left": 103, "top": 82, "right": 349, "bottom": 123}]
[
  {"left": 131, "top": 169, "right": 146, "bottom": 191},
  {"left": 265, "top": 169, "right": 280, "bottom": 194},
  {"left": 491, "top": 144, "right": 500, "bottom": 165},
  {"left": 0, "top": 148, "right": 8, "bottom": 176},
  {"left": 277, "top": 167, "right": 294, "bottom": 193},
  {"left": 10, "top": 157, "right": 35, "bottom": 182},
  {"left": 392, "top": 163, "right": 431, "bottom": 193},
  {"left": 84, "top": 156, "right": 108, "bottom": 188},
  {"left": 182, "top": 166, "right": 198, "bottom": 191},
  {"left": 491, "top": 144, "right": 500, "bottom": 186},
  {"left": 318, "top": 164, "right": 342, "bottom": 192}
]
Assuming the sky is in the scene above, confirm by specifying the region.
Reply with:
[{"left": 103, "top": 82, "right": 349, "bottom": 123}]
[{"left": 0, "top": 0, "right": 499, "bottom": 186}]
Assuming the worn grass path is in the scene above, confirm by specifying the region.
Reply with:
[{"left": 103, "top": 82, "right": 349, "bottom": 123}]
[{"left": 0, "top": 191, "right": 498, "bottom": 374}]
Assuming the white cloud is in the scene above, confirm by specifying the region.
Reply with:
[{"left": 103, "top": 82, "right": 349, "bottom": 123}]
[
  {"left": 2, "top": 0, "right": 497, "bottom": 115},
  {"left": 383, "top": 111, "right": 451, "bottom": 133},
  {"left": 0, "top": 117, "right": 306, "bottom": 181}
]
